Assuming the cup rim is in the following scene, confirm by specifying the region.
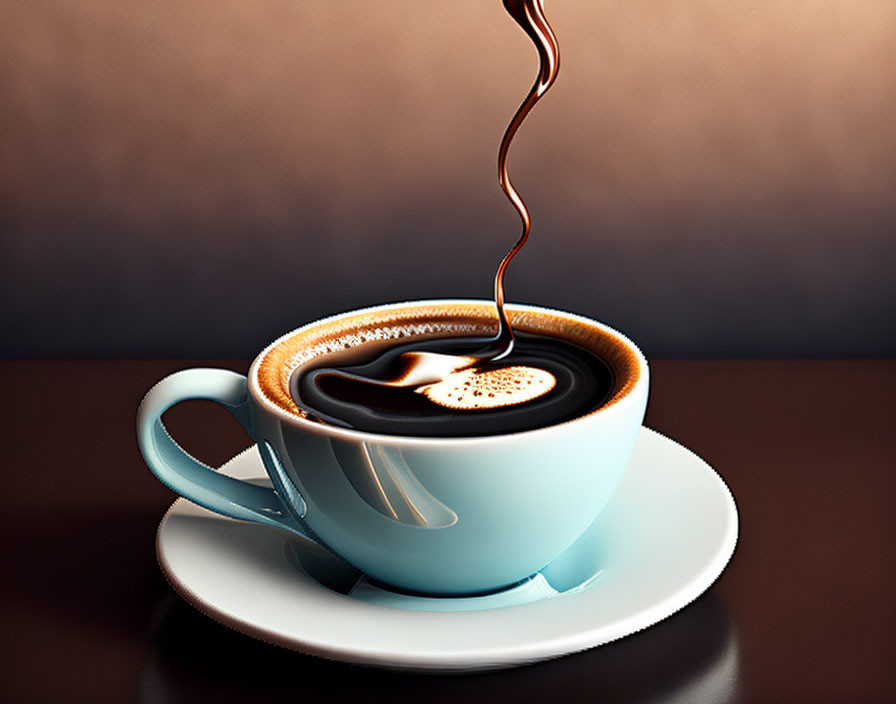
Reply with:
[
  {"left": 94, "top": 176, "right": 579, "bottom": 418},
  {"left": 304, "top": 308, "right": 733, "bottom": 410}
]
[{"left": 248, "top": 299, "right": 648, "bottom": 446}]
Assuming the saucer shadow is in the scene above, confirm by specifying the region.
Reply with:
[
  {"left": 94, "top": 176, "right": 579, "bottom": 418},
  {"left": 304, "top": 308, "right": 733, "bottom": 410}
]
[{"left": 138, "top": 592, "right": 740, "bottom": 704}]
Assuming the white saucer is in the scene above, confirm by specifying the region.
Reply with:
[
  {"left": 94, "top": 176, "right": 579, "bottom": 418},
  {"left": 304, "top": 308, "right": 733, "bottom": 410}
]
[{"left": 156, "top": 427, "right": 738, "bottom": 672}]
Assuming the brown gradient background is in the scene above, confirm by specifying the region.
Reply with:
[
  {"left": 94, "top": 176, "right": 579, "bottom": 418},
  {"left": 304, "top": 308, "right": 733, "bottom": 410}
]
[{"left": 1, "top": 0, "right": 894, "bottom": 358}]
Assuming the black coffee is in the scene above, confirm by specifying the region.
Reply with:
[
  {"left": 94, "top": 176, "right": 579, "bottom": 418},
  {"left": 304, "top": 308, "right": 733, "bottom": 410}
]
[{"left": 290, "top": 332, "right": 613, "bottom": 437}]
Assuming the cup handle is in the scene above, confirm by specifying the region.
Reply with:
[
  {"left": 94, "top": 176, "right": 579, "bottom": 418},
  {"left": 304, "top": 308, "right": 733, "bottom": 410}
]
[{"left": 137, "top": 368, "right": 307, "bottom": 536}]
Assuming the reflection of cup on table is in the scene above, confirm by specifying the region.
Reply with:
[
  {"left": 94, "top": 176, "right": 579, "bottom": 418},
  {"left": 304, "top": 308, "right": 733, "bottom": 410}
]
[{"left": 137, "top": 299, "right": 648, "bottom": 596}]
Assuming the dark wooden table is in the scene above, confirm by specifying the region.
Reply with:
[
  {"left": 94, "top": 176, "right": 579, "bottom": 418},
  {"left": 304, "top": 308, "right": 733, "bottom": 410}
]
[{"left": 1, "top": 360, "right": 893, "bottom": 703}]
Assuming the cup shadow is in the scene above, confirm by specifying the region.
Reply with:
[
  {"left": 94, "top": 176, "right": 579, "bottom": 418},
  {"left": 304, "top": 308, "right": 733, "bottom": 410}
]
[{"left": 137, "top": 590, "right": 740, "bottom": 704}]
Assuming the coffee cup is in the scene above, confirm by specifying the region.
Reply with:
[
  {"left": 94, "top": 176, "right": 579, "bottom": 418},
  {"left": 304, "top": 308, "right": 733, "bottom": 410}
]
[{"left": 137, "top": 300, "right": 648, "bottom": 595}]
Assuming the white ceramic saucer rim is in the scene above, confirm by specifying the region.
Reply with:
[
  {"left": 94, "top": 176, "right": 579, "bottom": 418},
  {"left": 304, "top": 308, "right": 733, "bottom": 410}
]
[{"left": 156, "top": 427, "right": 738, "bottom": 671}]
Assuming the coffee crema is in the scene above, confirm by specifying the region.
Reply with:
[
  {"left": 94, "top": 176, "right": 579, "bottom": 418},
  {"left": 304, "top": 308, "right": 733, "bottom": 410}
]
[{"left": 254, "top": 303, "right": 641, "bottom": 437}]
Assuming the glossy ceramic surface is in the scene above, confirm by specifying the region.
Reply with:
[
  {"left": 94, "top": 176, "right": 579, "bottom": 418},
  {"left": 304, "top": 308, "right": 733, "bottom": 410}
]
[
  {"left": 138, "top": 300, "right": 649, "bottom": 595},
  {"left": 156, "top": 427, "right": 738, "bottom": 671}
]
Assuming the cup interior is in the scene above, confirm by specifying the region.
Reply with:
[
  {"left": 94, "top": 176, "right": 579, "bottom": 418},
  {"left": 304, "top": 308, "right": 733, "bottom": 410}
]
[{"left": 252, "top": 300, "right": 643, "bottom": 429}]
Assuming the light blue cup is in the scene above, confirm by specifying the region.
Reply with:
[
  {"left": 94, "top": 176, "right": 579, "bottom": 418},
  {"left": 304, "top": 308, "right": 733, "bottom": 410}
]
[{"left": 137, "top": 300, "right": 648, "bottom": 595}]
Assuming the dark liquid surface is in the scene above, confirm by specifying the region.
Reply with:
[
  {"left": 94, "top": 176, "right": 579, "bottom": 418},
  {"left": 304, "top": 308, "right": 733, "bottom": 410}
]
[{"left": 291, "top": 332, "right": 613, "bottom": 437}]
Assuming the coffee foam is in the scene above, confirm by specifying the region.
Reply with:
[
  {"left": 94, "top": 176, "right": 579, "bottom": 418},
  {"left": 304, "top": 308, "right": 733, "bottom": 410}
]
[
  {"left": 417, "top": 365, "right": 556, "bottom": 410},
  {"left": 255, "top": 302, "right": 641, "bottom": 422}
]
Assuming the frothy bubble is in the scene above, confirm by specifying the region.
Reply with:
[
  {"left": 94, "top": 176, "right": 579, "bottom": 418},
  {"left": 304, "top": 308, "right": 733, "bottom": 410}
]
[{"left": 416, "top": 365, "right": 556, "bottom": 410}]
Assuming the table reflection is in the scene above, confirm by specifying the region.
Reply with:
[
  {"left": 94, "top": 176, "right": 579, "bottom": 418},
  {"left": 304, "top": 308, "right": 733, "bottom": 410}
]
[{"left": 139, "top": 591, "right": 739, "bottom": 703}]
